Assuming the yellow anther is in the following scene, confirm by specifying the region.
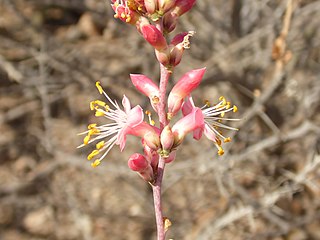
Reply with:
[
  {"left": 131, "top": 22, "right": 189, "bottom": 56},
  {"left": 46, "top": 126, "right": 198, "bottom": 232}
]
[
  {"left": 167, "top": 112, "right": 173, "bottom": 120},
  {"left": 218, "top": 147, "right": 224, "bottom": 156},
  {"left": 89, "top": 128, "right": 100, "bottom": 135},
  {"left": 96, "top": 141, "right": 105, "bottom": 150},
  {"left": 138, "top": 6, "right": 143, "bottom": 11},
  {"left": 88, "top": 123, "right": 97, "bottom": 130},
  {"left": 114, "top": 13, "right": 119, "bottom": 18},
  {"left": 152, "top": 96, "right": 160, "bottom": 104},
  {"left": 95, "top": 81, "right": 103, "bottom": 94},
  {"left": 95, "top": 110, "right": 105, "bottom": 117},
  {"left": 126, "top": 16, "right": 131, "bottom": 22},
  {"left": 226, "top": 102, "right": 231, "bottom": 109},
  {"left": 220, "top": 112, "right": 225, "bottom": 117},
  {"left": 150, "top": 120, "right": 155, "bottom": 126},
  {"left": 224, "top": 137, "right": 231, "bottom": 143},
  {"left": 91, "top": 159, "right": 101, "bottom": 168},
  {"left": 83, "top": 135, "right": 90, "bottom": 145},
  {"left": 121, "top": 12, "right": 126, "bottom": 18},
  {"left": 95, "top": 100, "right": 106, "bottom": 107},
  {"left": 90, "top": 101, "right": 95, "bottom": 111},
  {"left": 219, "top": 96, "right": 226, "bottom": 105},
  {"left": 87, "top": 150, "right": 100, "bottom": 160},
  {"left": 145, "top": 110, "right": 151, "bottom": 116},
  {"left": 105, "top": 105, "right": 110, "bottom": 111},
  {"left": 233, "top": 105, "right": 238, "bottom": 112},
  {"left": 204, "top": 100, "right": 210, "bottom": 107}
]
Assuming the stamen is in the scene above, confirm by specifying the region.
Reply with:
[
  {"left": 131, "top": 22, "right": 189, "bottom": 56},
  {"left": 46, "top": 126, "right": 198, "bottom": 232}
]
[
  {"left": 233, "top": 105, "right": 238, "bottom": 112},
  {"left": 217, "top": 146, "right": 224, "bottom": 156},
  {"left": 87, "top": 149, "right": 100, "bottom": 160},
  {"left": 96, "top": 81, "right": 103, "bottom": 94},
  {"left": 96, "top": 141, "right": 105, "bottom": 150},
  {"left": 95, "top": 110, "right": 105, "bottom": 117},
  {"left": 88, "top": 123, "right": 97, "bottom": 129},
  {"left": 224, "top": 137, "right": 231, "bottom": 143},
  {"left": 91, "top": 159, "right": 101, "bottom": 168},
  {"left": 145, "top": 110, "right": 155, "bottom": 126},
  {"left": 204, "top": 100, "right": 210, "bottom": 107},
  {"left": 83, "top": 135, "right": 90, "bottom": 145}
]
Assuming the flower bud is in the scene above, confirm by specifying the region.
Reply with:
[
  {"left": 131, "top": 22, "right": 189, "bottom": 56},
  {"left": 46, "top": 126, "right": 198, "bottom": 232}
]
[
  {"left": 128, "top": 153, "right": 154, "bottom": 182},
  {"left": 143, "top": 130, "right": 161, "bottom": 150},
  {"left": 167, "top": 68, "right": 206, "bottom": 117},
  {"left": 141, "top": 24, "right": 168, "bottom": 51},
  {"left": 158, "top": 0, "right": 176, "bottom": 14},
  {"left": 160, "top": 125, "right": 174, "bottom": 156},
  {"left": 162, "top": 12, "right": 178, "bottom": 33},
  {"left": 144, "top": 0, "right": 157, "bottom": 15},
  {"left": 165, "top": 151, "right": 176, "bottom": 163},
  {"left": 130, "top": 74, "right": 160, "bottom": 111},
  {"left": 155, "top": 49, "right": 170, "bottom": 67},
  {"left": 172, "top": 0, "right": 196, "bottom": 16}
]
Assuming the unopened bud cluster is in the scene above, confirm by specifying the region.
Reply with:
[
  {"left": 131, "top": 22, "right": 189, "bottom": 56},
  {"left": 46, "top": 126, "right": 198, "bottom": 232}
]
[{"left": 112, "top": 0, "right": 196, "bottom": 69}]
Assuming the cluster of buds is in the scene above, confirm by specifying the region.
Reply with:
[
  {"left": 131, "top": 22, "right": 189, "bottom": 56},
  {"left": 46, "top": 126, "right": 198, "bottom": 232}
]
[
  {"left": 79, "top": 0, "right": 239, "bottom": 183},
  {"left": 111, "top": 0, "right": 196, "bottom": 69}
]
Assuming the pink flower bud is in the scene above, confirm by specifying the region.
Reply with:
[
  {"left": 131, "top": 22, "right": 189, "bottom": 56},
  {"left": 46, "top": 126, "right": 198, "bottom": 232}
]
[
  {"left": 173, "top": 0, "right": 196, "bottom": 16},
  {"left": 141, "top": 25, "right": 168, "bottom": 51},
  {"left": 144, "top": 0, "right": 157, "bottom": 14},
  {"left": 160, "top": 125, "right": 174, "bottom": 154},
  {"left": 167, "top": 68, "right": 206, "bottom": 116},
  {"left": 162, "top": 12, "right": 178, "bottom": 33},
  {"left": 130, "top": 74, "right": 160, "bottom": 110},
  {"left": 165, "top": 151, "right": 176, "bottom": 163},
  {"left": 158, "top": 0, "right": 176, "bottom": 14},
  {"left": 128, "top": 153, "right": 154, "bottom": 182},
  {"left": 172, "top": 108, "right": 204, "bottom": 146},
  {"left": 155, "top": 49, "right": 170, "bottom": 66}
]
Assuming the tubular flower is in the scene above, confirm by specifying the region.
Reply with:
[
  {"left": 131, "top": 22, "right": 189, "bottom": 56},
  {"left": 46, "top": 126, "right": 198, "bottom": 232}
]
[
  {"left": 130, "top": 73, "right": 160, "bottom": 111},
  {"left": 167, "top": 67, "right": 206, "bottom": 118},
  {"left": 79, "top": 82, "right": 160, "bottom": 167},
  {"left": 182, "top": 96, "right": 239, "bottom": 156},
  {"left": 171, "top": 107, "right": 205, "bottom": 147}
]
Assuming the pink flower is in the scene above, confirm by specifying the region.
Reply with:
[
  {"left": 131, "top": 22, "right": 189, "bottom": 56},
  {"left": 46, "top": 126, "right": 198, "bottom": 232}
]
[
  {"left": 128, "top": 153, "right": 154, "bottom": 182},
  {"left": 181, "top": 96, "right": 239, "bottom": 155},
  {"left": 130, "top": 73, "right": 160, "bottom": 111},
  {"left": 79, "top": 82, "right": 160, "bottom": 167},
  {"left": 167, "top": 67, "right": 206, "bottom": 118},
  {"left": 171, "top": 107, "right": 204, "bottom": 146},
  {"left": 111, "top": 0, "right": 140, "bottom": 24}
]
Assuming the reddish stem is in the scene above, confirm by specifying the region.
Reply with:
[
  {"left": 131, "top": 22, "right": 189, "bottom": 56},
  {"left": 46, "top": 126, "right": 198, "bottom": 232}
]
[{"left": 152, "top": 63, "right": 171, "bottom": 240}]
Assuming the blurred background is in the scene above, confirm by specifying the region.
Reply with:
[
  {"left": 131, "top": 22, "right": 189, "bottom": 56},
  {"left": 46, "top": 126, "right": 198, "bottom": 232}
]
[{"left": 0, "top": 0, "right": 320, "bottom": 239}]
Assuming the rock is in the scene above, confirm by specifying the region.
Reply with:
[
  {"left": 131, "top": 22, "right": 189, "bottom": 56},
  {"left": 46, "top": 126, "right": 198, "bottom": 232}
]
[
  {"left": 287, "top": 228, "right": 307, "bottom": 240},
  {"left": 0, "top": 203, "right": 14, "bottom": 225},
  {"left": 13, "top": 156, "right": 36, "bottom": 176},
  {"left": 77, "top": 12, "right": 99, "bottom": 37},
  {"left": 23, "top": 206, "right": 55, "bottom": 236}
]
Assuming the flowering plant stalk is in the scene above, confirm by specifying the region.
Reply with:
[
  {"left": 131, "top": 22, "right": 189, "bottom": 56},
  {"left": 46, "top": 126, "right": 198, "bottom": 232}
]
[{"left": 79, "top": 1, "right": 239, "bottom": 239}]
